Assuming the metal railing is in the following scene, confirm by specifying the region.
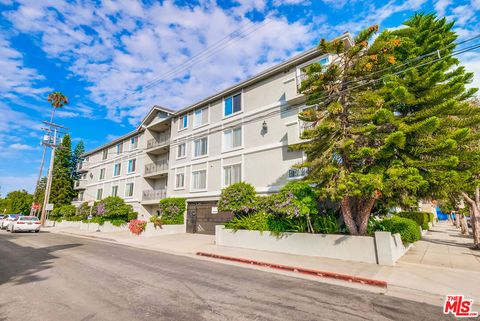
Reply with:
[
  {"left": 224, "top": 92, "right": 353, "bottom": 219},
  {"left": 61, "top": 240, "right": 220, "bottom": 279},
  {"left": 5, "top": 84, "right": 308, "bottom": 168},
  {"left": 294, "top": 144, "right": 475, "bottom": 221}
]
[
  {"left": 74, "top": 180, "right": 86, "bottom": 189},
  {"left": 147, "top": 133, "right": 170, "bottom": 149},
  {"left": 144, "top": 160, "right": 169, "bottom": 175},
  {"left": 142, "top": 189, "right": 167, "bottom": 201}
]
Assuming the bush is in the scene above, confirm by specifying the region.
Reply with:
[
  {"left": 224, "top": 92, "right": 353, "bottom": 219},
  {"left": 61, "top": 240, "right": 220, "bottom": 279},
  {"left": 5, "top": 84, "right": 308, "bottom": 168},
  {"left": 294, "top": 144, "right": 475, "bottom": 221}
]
[
  {"left": 158, "top": 197, "right": 185, "bottom": 224},
  {"left": 312, "top": 214, "right": 338, "bottom": 234},
  {"left": 225, "top": 211, "right": 270, "bottom": 232},
  {"left": 218, "top": 182, "right": 257, "bottom": 215},
  {"left": 59, "top": 205, "right": 76, "bottom": 217},
  {"left": 150, "top": 215, "right": 163, "bottom": 229},
  {"left": 428, "top": 212, "right": 435, "bottom": 223},
  {"left": 129, "top": 219, "right": 147, "bottom": 235},
  {"left": 110, "top": 219, "right": 127, "bottom": 227},
  {"left": 93, "top": 196, "right": 137, "bottom": 222},
  {"left": 381, "top": 216, "right": 421, "bottom": 244},
  {"left": 396, "top": 211, "right": 430, "bottom": 230},
  {"left": 77, "top": 202, "right": 91, "bottom": 217},
  {"left": 65, "top": 215, "right": 83, "bottom": 221}
]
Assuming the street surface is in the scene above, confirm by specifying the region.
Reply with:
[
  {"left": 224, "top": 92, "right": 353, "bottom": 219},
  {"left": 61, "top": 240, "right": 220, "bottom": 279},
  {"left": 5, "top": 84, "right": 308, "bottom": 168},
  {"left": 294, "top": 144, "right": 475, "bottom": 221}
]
[{"left": 0, "top": 232, "right": 453, "bottom": 321}]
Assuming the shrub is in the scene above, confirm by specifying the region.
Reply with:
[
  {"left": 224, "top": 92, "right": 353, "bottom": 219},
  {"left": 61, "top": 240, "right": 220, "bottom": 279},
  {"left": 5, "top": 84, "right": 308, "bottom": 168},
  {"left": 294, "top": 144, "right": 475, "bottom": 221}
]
[
  {"left": 77, "top": 202, "right": 91, "bottom": 217},
  {"left": 396, "top": 211, "right": 430, "bottom": 230},
  {"left": 225, "top": 211, "right": 270, "bottom": 232},
  {"left": 428, "top": 212, "right": 435, "bottom": 223},
  {"left": 65, "top": 215, "right": 83, "bottom": 221},
  {"left": 129, "top": 219, "right": 147, "bottom": 235},
  {"left": 110, "top": 219, "right": 127, "bottom": 227},
  {"left": 218, "top": 182, "right": 257, "bottom": 215},
  {"left": 150, "top": 215, "right": 163, "bottom": 229},
  {"left": 59, "top": 205, "right": 76, "bottom": 217},
  {"left": 93, "top": 196, "right": 137, "bottom": 222},
  {"left": 381, "top": 216, "right": 421, "bottom": 244},
  {"left": 157, "top": 197, "right": 185, "bottom": 224},
  {"left": 312, "top": 214, "right": 338, "bottom": 234}
]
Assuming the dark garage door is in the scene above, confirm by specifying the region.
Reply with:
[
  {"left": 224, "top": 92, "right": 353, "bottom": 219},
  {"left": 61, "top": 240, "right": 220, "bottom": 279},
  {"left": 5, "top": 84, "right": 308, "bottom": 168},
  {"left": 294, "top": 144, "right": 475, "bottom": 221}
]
[{"left": 186, "top": 201, "right": 233, "bottom": 235}]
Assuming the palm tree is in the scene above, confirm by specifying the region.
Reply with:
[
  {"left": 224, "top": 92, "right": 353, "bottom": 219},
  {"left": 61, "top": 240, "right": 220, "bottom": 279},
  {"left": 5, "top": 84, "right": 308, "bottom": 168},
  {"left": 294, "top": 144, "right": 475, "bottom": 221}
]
[{"left": 47, "top": 91, "right": 69, "bottom": 122}]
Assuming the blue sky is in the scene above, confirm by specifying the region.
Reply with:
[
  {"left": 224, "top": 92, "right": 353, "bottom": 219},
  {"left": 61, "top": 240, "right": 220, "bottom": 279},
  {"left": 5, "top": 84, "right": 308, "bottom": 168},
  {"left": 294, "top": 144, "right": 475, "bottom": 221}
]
[{"left": 0, "top": 0, "right": 479, "bottom": 195}]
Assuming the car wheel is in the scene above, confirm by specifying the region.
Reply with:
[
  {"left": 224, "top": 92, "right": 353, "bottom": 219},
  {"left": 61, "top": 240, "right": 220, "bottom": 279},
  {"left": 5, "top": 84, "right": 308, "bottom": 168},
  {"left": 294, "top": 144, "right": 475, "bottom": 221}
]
[{"left": 35, "top": 230, "right": 40, "bottom": 233}]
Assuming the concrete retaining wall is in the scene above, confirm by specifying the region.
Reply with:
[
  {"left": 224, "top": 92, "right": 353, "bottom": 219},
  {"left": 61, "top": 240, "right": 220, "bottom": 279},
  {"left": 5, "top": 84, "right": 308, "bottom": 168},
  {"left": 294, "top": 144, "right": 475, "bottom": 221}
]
[
  {"left": 56, "top": 220, "right": 82, "bottom": 228},
  {"left": 99, "top": 221, "right": 127, "bottom": 233},
  {"left": 141, "top": 223, "right": 186, "bottom": 237},
  {"left": 215, "top": 227, "right": 410, "bottom": 265}
]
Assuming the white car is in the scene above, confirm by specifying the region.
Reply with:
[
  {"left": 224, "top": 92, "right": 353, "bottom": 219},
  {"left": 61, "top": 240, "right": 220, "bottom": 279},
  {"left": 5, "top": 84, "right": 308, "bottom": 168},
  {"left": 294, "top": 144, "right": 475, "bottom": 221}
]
[
  {"left": 7, "top": 216, "right": 41, "bottom": 233},
  {"left": 1, "top": 214, "right": 21, "bottom": 230}
]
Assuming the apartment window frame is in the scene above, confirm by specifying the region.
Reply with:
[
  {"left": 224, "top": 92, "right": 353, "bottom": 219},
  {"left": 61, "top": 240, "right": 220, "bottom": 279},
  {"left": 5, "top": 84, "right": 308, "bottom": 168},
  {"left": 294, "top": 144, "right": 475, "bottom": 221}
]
[
  {"left": 99, "top": 168, "right": 106, "bottom": 180},
  {"left": 130, "top": 136, "right": 138, "bottom": 150},
  {"left": 111, "top": 185, "right": 118, "bottom": 197},
  {"left": 193, "top": 106, "right": 209, "bottom": 128},
  {"left": 177, "top": 143, "right": 186, "bottom": 159},
  {"left": 102, "top": 149, "right": 108, "bottom": 160},
  {"left": 178, "top": 114, "right": 188, "bottom": 131},
  {"left": 223, "top": 163, "right": 242, "bottom": 187},
  {"left": 175, "top": 172, "right": 185, "bottom": 190},
  {"left": 296, "top": 54, "right": 331, "bottom": 87},
  {"left": 223, "top": 126, "right": 243, "bottom": 152},
  {"left": 192, "top": 136, "right": 208, "bottom": 159},
  {"left": 223, "top": 92, "right": 242, "bottom": 118},
  {"left": 113, "top": 163, "right": 121, "bottom": 177},
  {"left": 127, "top": 159, "right": 136, "bottom": 173},
  {"left": 96, "top": 188, "right": 103, "bottom": 200},
  {"left": 191, "top": 169, "right": 207, "bottom": 192},
  {"left": 125, "top": 183, "right": 134, "bottom": 197}
]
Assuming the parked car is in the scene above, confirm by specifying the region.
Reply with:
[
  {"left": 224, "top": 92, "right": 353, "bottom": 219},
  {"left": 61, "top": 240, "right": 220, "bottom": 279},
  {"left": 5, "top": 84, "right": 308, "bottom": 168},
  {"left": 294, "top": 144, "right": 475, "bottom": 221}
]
[
  {"left": 7, "top": 216, "right": 41, "bottom": 233},
  {"left": 1, "top": 214, "right": 22, "bottom": 230}
]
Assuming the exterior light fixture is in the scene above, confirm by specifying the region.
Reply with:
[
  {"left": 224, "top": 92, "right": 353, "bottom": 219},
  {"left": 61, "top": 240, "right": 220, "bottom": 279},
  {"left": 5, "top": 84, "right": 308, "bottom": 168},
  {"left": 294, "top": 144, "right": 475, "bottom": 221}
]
[{"left": 262, "top": 121, "right": 267, "bottom": 131}]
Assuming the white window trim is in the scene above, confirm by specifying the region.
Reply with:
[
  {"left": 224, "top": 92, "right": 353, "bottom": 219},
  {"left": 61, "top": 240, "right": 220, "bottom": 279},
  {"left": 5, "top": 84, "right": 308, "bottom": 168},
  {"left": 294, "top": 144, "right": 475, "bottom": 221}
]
[
  {"left": 190, "top": 168, "right": 208, "bottom": 192},
  {"left": 130, "top": 136, "right": 138, "bottom": 151},
  {"left": 176, "top": 142, "right": 187, "bottom": 160},
  {"left": 111, "top": 185, "right": 119, "bottom": 197},
  {"left": 178, "top": 114, "right": 189, "bottom": 132},
  {"left": 222, "top": 125, "right": 243, "bottom": 153},
  {"left": 99, "top": 168, "right": 106, "bottom": 180},
  {"left": 113, "top": 163, "right": 121, "bottom": 177},
  {"left": 125, "top": 183, "right": 134, "bottom": 197},
  {"left": 192, "top": 106, "right": 209, "bottom": 129},
  {"left": 222, "top": 91, "right": 243, "bottom": 119},
  {"left": 174, "top": 170, "right": 186, "bottom": 190},
  {"left": 127, "top": 159, "right": 136, "bottom": 174},
  {"left": 222, "top": 162, "right": 243, "bottom": 188},
  {"left": 192, "top": 136, "right": 209, "bottom": 160}
]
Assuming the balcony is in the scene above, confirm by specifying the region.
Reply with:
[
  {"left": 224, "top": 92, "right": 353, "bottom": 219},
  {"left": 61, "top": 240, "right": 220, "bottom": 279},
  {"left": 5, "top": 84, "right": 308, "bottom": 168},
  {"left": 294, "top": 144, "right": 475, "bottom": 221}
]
[
  {"left": 77, "top": 161, "right": 89, "bottom": 173},
  {"left": 74, "top": 179, "right": 86, "bottom": 190},
  {"left": 142, "top": 189, "right": 167, "bottom": 204},
  {"left": 283, "top": 75, "right": 306, "bottom": 105},
  {"left": 144, "top": 160, "right": 169, "bottom": 178},
  {"left": 146, "top": 133, "right": 170, "bottom": 155}
]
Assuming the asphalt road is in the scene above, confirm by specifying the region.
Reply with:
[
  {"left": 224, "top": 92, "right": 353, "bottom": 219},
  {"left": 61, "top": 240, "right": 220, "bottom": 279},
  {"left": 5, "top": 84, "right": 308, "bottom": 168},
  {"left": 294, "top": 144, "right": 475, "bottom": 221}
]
[{"left": 0, "top": 231, "right": 453, "bottom": 321}]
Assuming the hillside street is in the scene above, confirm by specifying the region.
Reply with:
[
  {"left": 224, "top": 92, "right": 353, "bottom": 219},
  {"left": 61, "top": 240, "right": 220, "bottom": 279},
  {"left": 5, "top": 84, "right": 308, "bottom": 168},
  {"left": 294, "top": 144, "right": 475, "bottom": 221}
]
[{"left": 0, "top": 232, "right": 453, "bottom": 321}]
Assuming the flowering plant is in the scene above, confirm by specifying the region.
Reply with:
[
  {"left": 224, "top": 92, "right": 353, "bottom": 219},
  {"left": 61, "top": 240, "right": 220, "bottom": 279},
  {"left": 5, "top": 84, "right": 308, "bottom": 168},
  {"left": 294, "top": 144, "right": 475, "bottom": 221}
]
[{"left": 128, "top": 219, "right": 147, "bottom": 235}]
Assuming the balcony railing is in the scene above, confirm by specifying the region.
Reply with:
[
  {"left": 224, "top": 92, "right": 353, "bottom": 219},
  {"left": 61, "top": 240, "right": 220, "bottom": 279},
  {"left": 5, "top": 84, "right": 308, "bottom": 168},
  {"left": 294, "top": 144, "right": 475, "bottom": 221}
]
[
  {"left": 144, "top": 160, "right": 169, "bottom": 176},
  {"left": 77, "top": 161, "right": 89, "bottom": 172},
  {"left": 147, "top": 133, "right": 170, "bottom": 149},
  {"left": 74, "top": 179, "right": 86, "bottom": 189},
  {"left": 142, "top": 189, "right": 167, "bottom": 201}
]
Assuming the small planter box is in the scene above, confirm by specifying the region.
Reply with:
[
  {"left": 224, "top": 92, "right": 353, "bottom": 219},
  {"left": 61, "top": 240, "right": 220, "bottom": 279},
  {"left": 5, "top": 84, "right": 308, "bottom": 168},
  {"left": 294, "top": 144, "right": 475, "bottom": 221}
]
[{"left": 215, "top": 226, "right": 410, "bottom": 266}]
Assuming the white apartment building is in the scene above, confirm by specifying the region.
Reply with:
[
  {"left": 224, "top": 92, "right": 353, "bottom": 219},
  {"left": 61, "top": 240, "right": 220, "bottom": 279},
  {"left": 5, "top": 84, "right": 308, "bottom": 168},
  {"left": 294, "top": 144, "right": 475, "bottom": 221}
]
[{"left": 73, "top": 33, "right": 353, "bottom": 230}]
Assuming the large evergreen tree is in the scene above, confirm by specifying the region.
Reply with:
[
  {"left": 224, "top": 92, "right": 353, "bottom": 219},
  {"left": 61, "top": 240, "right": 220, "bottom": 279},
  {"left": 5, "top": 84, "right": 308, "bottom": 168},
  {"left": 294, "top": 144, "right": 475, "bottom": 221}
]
[
  {"left": 297, "top": 14, "right": 478, "bottom": 235},
  {"left": 71, "top": 140, "right": 85, "bottom": 180},
  {"left": 33, "top": 176, "right": 47, "bottom": 209},
  {"left": 50, "top": 134, "right": 75, "bottom": 207}
]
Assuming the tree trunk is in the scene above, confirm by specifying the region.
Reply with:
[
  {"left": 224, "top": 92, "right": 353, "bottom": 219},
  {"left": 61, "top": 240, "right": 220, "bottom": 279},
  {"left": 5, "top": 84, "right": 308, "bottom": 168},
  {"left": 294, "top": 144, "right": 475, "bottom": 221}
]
[
  {"left": 356, "top": 197, "right": 378, "bottom": 235},
  {"left": 454, "top": 212, "right": 460, "bottom": 228},
  {"left": 460, "top": 214, "right": 469, "bottom": 235},
  {"left": 461, "top": 191, "right": 480, "bottom": 249},
  {"left": 340, "top": 196, "right": 358, "bottom": 235}
]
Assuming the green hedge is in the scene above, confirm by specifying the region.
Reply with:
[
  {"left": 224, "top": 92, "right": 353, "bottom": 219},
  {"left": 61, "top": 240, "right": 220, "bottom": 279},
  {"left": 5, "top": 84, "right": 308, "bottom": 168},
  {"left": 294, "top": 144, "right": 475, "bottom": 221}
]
[
  {"left": 381, "top": 216, "right": 421, "bottom": 244},
  {"left": 156, "top": 197, "right": 186, "bottom": 225},
  {"left": 396, "top": 211, "right": 430, "bottom": 230}
]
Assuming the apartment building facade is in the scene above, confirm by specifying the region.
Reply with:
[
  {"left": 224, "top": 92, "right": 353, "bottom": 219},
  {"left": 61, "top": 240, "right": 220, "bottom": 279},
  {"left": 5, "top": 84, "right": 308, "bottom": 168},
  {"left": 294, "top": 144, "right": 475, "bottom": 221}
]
[{"left": 73, "top": 33, "right": 352, "bottom": 225}]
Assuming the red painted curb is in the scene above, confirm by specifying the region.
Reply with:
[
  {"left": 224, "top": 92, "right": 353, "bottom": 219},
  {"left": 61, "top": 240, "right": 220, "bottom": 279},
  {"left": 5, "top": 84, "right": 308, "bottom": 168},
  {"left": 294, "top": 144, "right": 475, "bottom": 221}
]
[{"left": 196, "top": 252, "right": 387, "bottom": 288}]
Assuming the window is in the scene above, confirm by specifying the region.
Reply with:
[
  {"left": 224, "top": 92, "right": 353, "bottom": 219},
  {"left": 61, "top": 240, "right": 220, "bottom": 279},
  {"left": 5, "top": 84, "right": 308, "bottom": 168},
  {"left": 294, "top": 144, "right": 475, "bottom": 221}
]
[
  {"left": 127, "top": 159, "right": 136, "bottom": 173},
  {"left": 175, "top": 173, "right": 185, "bottom": 189},
  {"left": 125, "top": 183, "right": 134, "bottom": 197},
  {"left": 96, "top": 188, "right": 103, "bottom": 200},
  {"left": 116, "top": 142, "right": 123, "bottom": 154},
  {"left": 111, "top": 185, "right": 118, "bottom": 197},
  {"left": 102, "top": 149, "right": 108, "bottom": 160},
  {"left": 224, "top": 164, "right": 242, "bottom": 186},
  {"left": 224, "top": 127, "right": 242, "bottom": 151},
  {"left": 178, "top": 114, "right": 188, "bottom": 130},
  {"left": 99, "top": 168, "right": 105, "bottom": 180},
  {"left": 224, "top": 93, "right": 241, "bottom": 116},
  {"left": 78, "top": 191, "right": 84, "bottom": 201},
  {"left": 193, "top": 137, "right": 208, "bottom": 158},
  {"left": 192, "top": 170, "right": 207, "bottom": 190},
  {"left": 193, "top": 107, "right": 208, "bottom": 128},
  {"left": 177, "top": 143, "right": 186, "bottom": 158},
  {"left": 130, "top": 136, "right": 138, "bottom": 149},
  {"left": 113, "top": 163, "right": 121, "bottom": 176},
  {"left": 288, "top": 167, "right": 309, "bottom": 179}
]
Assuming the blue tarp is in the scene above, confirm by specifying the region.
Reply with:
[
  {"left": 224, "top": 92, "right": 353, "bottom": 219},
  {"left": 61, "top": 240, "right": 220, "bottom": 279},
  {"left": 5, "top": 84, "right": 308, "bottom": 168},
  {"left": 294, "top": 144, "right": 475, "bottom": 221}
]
[{"left": 436, "top": 207, "right": 455, "bottom": 220}]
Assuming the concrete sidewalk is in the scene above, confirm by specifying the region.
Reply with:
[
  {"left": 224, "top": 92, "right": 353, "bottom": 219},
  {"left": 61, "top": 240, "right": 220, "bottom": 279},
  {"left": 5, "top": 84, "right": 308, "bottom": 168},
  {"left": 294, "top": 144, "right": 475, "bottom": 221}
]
[{"left": 46, "top": 222, "right": 480, "bottom": 309}]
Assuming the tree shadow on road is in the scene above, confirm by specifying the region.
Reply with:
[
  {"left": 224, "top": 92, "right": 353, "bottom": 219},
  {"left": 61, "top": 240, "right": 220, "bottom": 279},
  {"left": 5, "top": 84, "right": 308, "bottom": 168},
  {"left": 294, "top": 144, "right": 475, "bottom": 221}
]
[{"left": 0, "top": 234, "right": 82, "bottom": 286}]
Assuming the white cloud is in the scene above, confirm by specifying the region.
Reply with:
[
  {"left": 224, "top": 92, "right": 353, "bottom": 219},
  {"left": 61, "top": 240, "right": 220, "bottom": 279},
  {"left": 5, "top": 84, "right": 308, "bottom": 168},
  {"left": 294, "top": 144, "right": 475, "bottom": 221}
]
[
  {"left": 461, "top": 52, "right": 480, "bottom": 92},
  {"left": 10, "top": 143, "right": 35, "bottom": 150},
  {"left": 3, "top": 1, "right": 314, "bottom": 125}
]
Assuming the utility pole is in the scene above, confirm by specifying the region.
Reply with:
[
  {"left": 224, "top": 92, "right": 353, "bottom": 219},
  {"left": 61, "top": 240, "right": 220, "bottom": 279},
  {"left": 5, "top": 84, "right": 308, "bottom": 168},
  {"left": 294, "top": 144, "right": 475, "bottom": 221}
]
[{"left": 40, "top": 121, "right": 68, "bottom": 226}]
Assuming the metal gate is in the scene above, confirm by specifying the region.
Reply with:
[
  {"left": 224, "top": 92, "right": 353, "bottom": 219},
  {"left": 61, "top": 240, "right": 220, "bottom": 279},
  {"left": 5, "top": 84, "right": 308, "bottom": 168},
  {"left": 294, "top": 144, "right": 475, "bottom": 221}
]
[{"left": 186, "top": 201, "right": 233, "bottom": 235}]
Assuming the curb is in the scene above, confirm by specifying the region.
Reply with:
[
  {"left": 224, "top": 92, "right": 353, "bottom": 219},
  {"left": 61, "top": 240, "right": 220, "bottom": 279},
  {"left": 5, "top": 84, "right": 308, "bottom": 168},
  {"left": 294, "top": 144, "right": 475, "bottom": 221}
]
[
  {"left": 54, "top": 230, "right": 118, "bottom": 243},
  {"left": 196, "top": 252, "right": 387, "bottom": 288}
]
